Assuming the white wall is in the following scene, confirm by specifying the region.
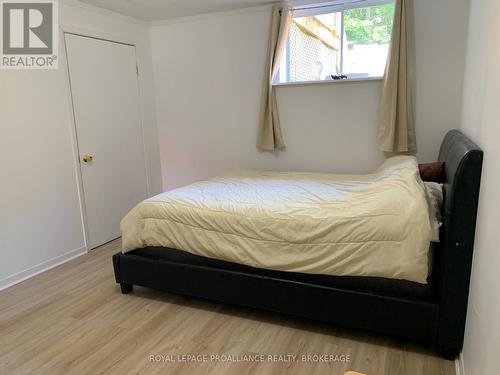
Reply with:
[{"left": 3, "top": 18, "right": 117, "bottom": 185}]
[
  {"left": 0, "top": 0, "right": 161, "bottom": 289},
  {"left": 459, "top": 0, "right": 500, "bottom": 373},
  {"left": 150, "top": 0, "right": 470, "bottom": 190}
]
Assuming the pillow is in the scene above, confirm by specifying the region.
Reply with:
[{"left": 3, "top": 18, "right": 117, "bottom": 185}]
[
  {"left": 419, "top": 162, "right": 445, "bottom": 183},
  {"left": 424, "top": 182, "right": 444, "bottom": 242}
]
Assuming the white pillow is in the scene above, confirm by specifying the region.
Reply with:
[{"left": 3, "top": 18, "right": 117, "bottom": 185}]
[{"left": 424, "top": 182, "right": 444, "bottom": 242}]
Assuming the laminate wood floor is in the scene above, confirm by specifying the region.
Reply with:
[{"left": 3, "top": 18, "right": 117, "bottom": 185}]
[{"left": 0, "top": 239, "right": 455, "bottom": 375}]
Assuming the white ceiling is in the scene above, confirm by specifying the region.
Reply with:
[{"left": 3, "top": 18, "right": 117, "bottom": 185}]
[{"left": 78, "top": 0, "right": 279, "bottom": 21}]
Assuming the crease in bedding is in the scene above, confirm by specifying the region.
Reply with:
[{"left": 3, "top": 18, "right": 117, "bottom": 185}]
[{"left": 121, "top": 156, "right": 433, "bottom": 283}]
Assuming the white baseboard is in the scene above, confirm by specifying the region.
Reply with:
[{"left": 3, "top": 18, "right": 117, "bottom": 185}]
[
  {"left": 455, "top": 351, "right": 465, "bottom": 375},
  {"left": 0, "top": 246, "right": 88, "bottom": 291}
]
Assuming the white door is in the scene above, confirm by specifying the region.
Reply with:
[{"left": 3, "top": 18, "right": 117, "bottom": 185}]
[{"left": 65, "top": 33, "right": 148, "bottom": 249}]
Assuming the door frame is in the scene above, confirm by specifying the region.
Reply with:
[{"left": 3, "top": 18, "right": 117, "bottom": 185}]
[{"left": 61, "top": 25, "right": 151, "bottom": 251}]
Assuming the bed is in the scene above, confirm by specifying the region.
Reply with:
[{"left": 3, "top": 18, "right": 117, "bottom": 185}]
[{"left": 113, "top": 129, "right": 483, "bottom": 359}]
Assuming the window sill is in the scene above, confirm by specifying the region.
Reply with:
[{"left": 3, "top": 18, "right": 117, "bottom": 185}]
[{"left": 273, "top": 77, "right": 383, "bottom": 88}]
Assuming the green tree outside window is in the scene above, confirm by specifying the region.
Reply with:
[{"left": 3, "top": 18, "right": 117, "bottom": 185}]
[{"left": 344, "top": 4, "right": 395, "bottom": 45}]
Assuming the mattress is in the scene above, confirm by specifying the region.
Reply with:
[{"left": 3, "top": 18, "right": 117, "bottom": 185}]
[{"left": 121, "top": 156, "right": 433, "bottom": 283}]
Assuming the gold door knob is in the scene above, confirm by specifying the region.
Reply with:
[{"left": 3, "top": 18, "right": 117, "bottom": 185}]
[{"left": 82, "top": 154, "right": 93, "bottom": 163}]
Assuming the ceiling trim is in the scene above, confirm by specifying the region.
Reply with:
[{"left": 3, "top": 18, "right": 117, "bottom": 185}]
[
  {"left": 61, "top": 0, "right": 148, "bottom": 24},
  {"left": 149, "top": 3, "right": 274, "bottom": 27}
]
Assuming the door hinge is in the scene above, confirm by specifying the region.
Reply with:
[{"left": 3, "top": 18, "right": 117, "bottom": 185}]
[{"left": 136, "top": 65, "right": 139, "bottom": 76}]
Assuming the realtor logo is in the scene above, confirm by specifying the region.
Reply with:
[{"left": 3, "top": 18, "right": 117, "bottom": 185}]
[{"left": 1, "top": 0, "right": 58, "bottom": 69}]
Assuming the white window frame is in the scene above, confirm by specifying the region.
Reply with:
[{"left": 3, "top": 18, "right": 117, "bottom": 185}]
[
  {"left": 276, "top": 0, "right": 394, "bottom": 86},
  {"left": 293, "top": 0, "right": 393, "bottom": 17}
]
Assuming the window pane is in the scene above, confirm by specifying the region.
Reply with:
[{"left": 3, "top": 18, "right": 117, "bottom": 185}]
[
  {"left": 277, "top": 2, "right": 394, "bottom": 84},
  {"left": 342, "top": 4, "right": 395, "bottom": 78},
  {"left": 281, "top": 13, "right": 342, "bottom": 82}
]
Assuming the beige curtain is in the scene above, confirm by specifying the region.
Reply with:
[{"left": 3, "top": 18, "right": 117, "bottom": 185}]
[
  {"left": 378, "top": 0, "right": 416, "bottom": 152},
  {"left": 257, "top": 6, "right": 292, "bottom": 151}
]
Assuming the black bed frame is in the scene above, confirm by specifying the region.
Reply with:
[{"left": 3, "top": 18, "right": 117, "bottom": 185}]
[{"left": 112, "top": 130, "right": 483, "bottom": 359}]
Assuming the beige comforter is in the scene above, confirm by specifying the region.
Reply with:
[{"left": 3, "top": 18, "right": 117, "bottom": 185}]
[{"left": 121, "top": 156, "right": 432, "bottom": 283}]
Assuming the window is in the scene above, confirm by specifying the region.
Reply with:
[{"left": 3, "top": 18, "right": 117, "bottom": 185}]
[{"left": 277, "top": 0, "right": 395, "bottom": 84}]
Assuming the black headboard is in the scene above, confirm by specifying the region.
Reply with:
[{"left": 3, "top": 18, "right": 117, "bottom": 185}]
[{"left": 436, "top": 129, "right": 483, "bottom": 352}]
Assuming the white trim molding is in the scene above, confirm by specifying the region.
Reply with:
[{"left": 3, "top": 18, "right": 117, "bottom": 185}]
[
  {"left": 60, "top": 0, "right": 147, "bottom": 25},
  {"left": 0, "top": 246, "right": 87, "bottom": 291},
  {"left": 149, "top": 4, "right": 273, "bottom": 27}
]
